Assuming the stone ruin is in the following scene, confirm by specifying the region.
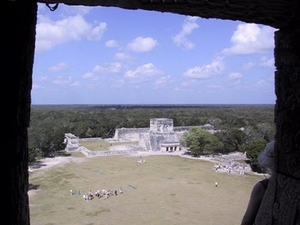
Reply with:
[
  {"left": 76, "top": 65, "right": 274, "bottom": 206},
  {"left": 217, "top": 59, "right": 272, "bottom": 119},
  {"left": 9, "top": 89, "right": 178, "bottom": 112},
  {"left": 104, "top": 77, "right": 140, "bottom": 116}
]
[
  {"left": 65, "top": 118, "right": 215, "bottom": 153},
  {"left": 140, "top": 118, "right": 181, "bottom": 151},
  {"left": 64, "top": 133, "right": 80, "bottom": 151},
  {"left": 112, "top": 118, "right": 214, "bottom": 152}
]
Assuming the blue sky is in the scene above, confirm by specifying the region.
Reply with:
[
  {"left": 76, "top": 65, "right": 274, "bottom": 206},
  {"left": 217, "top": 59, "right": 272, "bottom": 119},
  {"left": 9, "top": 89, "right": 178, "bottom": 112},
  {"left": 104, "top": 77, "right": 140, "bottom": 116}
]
[{"left": 32, "top": 3, "right": 277, "bottom": 105}]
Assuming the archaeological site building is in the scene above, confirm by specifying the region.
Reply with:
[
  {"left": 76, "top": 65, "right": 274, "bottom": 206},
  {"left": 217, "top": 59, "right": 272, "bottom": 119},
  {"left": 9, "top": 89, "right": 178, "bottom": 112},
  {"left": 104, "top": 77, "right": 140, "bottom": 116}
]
[
  {"left": 114, "top": 118, "right": 213, "bottom": 152},
  {"left": 65, "top": 118, "right": 214, "bottom": 153}
]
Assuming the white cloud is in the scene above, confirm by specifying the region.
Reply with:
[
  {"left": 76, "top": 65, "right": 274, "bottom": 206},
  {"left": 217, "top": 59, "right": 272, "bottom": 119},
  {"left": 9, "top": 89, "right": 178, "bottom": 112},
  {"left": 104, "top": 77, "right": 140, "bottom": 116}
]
[
  {"left": 208, "top": 84, "right": 223, "bottom": 89},
  {"left": 259, "top": 57, "right": 274, "bottom": 67},
  {"left": 35, "top": 76, "right": 48, "bottom": 82},
  {"left": 255, "top": 79, "right": 269, "bottom": 88},
  {"left": 173, "top": 16, "right": 199, "bottom": 50},
  {"left": 105, "top": 39, "right": 118, "bottom": 48},
  {"left": 255, "top": 75, "right": 274, "bottom": 88},
  {"left": 70, "top": 81, "right": 81, "bottom": 87},
  {"left": 180, "top": 80, "right": 198, "bottom": 88},
  {"left": 35, "top": 15, "right": 106, "bottom": 52},
  {"left": 32, "top": 84, "right": 43, "bottom": 90},
  {"left": 242, "top": 62, "right": 255, "bottom": 70},
  {"left": 183, "top": 57, "right": 225, "bottom": 79},
  {"left": 127, "top": 37, "right": 157, "bottom": 52},
  {"left": 254, "top": 79, "right": 274, "bottom": 92},
  {"left": 114, "top": 52, "right": 132, "bottom": 60},
  {"left": 52, "top": 75, "right": 77, "bottom": 86},
  {"left": 229, "top": 72, "right": 243, "bottom": 84},
  {"left": 229, "top": 72, "right": 243, "bottom": 80},
  {"left": 48, "top": 62, "right": 68, "bottom": 72},
  {"left": 82, "top": 72, "right": 99, "bottom": 80},
  {"left": 87, "top": 22, "right": 107, "bottom": 41},
  {"left": 153, "top": 75, "right": 172, "bottom": 89},
  {"left": 125, "top": 63, "right": 164, "bottom": 84},
  {"left": 93, "top": 62, "right": 123, "bottom": 73},
  {"left": 222, "top": 23, "right": 276, "bottom": 55},
  {"left": 82, "top": 72, "right": 94, "bottom": 79}
]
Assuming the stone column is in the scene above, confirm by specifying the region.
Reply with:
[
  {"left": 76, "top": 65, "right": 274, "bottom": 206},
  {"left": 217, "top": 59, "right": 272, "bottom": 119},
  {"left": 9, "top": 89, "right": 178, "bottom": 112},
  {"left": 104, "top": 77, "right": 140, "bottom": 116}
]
[
  {"left": 2, "top": 1, "right": 37, "bottom": 225},
  {"left": 255, "top": 25, "right": 300, "bottom": 225}
]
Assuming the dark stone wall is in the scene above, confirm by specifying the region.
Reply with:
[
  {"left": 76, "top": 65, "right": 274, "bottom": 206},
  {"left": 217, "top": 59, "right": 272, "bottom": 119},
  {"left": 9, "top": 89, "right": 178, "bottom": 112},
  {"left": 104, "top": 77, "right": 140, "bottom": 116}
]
[
  {"left": 3, "top": 2, "right": 37, "bottom": 225},
  {"left": 272, "top": 25, "right": 300, "bottom": 225},
  {"left": 255, "top": 24, "right": 300, "bottom": 225},
  {"left": 41, "top": 0, "right": 299, "bottom": 28},
  {"left": 114, "top": 128, "right": 150, "bottom": 140}
]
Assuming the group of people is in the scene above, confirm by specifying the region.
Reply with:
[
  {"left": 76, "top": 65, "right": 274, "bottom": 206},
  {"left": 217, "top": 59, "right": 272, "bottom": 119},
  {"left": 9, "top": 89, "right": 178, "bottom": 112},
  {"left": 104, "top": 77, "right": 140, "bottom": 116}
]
[
  {"left": 136, "top": 155, "right": 146, "bottom": 166},
  {"left": 213, "top": 162, "right": 246, "bottom": 175},
  {"left": 81, "top": 187, "right": 124, "bottom": 202},
  {"left": 213, "top": 153, "right": 249, "bottom": 175}
]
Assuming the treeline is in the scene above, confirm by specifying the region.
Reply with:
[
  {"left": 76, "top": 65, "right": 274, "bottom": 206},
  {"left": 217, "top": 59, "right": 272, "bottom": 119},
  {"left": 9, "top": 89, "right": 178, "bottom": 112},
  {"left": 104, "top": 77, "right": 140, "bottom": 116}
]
[{"left": 28, "top": 104, "right": 275, "bottom": 171}]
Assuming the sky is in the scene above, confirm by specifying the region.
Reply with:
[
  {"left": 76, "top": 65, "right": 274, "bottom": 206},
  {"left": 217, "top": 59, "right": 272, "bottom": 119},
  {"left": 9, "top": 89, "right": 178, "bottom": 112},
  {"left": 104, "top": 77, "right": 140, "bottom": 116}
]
[{"left": 32, "top": 3, "right": 278, "bottom": 105}]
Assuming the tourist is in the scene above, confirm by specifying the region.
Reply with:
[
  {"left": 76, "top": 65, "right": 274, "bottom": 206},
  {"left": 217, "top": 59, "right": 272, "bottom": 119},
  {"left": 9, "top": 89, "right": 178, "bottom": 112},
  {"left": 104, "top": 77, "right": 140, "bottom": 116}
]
[
  {"left": 95, "top": 189, "right": 100, "bottom": 198},
  {"left": 241, "top": 141, "right": 274, "bottom": 225},
  {"left": 88, "top": 190, "right": 94, "bottom": 200}
]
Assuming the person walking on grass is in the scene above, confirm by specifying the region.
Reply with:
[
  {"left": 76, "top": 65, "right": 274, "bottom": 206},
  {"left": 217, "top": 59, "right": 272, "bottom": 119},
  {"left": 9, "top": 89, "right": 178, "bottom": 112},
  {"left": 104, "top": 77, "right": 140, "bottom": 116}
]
[{"left": 241, "top": 141, "right": 275, "bottom": 225}]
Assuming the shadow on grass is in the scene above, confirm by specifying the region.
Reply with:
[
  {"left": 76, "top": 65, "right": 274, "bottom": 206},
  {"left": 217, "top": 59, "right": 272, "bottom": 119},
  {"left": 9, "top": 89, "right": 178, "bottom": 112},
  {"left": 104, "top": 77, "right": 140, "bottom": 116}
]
[
  {"left": 29, "top": 183, "right": 40, "bottom": 191},
  {"left": 57, "top": 151, "right": 71, "bottom": 157},
  {"left": 48, "top": 150, "right": 71, "bottom": 157},
  {"left": 29, "top": 151, "right": 72, "bottom": 170},
  {"left": 29, "top": 160, "right": 48, "bottom": 170}
]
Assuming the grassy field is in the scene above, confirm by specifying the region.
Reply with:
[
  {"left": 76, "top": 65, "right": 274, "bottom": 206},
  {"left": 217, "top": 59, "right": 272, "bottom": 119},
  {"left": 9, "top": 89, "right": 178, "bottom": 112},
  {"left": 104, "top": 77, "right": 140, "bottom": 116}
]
[
  {"left": 29, "top": 154, "right": 261, "bottom": 225},
  {"left": 79, "top": 140, "right": 139, "bottom": 151}
]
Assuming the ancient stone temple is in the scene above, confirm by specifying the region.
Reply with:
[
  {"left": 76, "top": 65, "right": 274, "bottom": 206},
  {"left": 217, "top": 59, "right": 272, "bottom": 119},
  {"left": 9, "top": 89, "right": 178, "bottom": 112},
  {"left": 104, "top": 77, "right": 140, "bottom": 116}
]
[
  {"left": 113, "top": 118, "right": 214, "bottom": 151},
  {"left": 64, "top": 133, "right": 80, "bottom": 151},
  {"left": 65, "top": 118, "right": 186, "bottom": 153},
  {"left": 149, "top": 118, "right": 179, "bottom": 151},
  {"left": 144, "top": 118, "right": 181, "bottom": 151},
  {"left": 113, "top": 118, "right": 195, "bottom": 151},
  {"left": 4, "top": 1, "right": 300, "bottom": 224}
]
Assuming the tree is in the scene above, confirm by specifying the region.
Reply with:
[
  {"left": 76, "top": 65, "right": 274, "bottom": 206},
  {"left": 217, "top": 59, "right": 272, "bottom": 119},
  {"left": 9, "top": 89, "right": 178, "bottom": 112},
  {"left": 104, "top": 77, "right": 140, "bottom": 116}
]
[
  {"left": 242, "top": 125, "right": 266, "bottom": 145},
  {"left": 214, "top": 128, "right": 246, "bottom": 154},
  {"left": 256, "top": 123, "right": 275, "bottom": 142},
  {"left": 28, "top": 120, "right": 68, "bottom": 158},
  {"left": 245, "top": 139, "right": 268, "bottom": 173},
  {"left": 207, "top": 117, "right": 222, "bottom": 129},
  {"left": 180, "top": 127, "right": 223, "bottom": 157},
  {"left": 28, "top": 147, "right": 42, "bottom": 163}
]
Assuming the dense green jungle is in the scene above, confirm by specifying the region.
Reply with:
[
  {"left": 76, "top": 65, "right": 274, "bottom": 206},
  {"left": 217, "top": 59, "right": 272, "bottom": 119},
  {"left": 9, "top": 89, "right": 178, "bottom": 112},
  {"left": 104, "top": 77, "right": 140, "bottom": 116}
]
[{"left": 29, "top": 104, "right": 275, "bottom": 171}]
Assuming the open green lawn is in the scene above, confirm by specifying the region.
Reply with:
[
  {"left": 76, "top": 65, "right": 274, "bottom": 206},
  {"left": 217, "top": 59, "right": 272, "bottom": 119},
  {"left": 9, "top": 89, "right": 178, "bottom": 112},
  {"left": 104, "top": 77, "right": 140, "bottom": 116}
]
[
  {"left": 29, "top": 154, "right": 261, "bottom": 225},
  {"left": 79, "top": 140, "right": 139, "bottom": 151}
]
